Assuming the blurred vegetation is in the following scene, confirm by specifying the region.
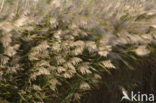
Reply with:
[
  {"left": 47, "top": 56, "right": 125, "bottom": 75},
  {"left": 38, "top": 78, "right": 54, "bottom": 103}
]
[{"left": 0, "top": 0, "right": 156, "bottom": 103}]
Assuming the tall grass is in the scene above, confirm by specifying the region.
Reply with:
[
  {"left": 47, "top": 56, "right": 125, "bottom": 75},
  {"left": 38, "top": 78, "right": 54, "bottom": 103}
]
[{"left": 0, "top": 0, "right": 156, "bottom": 103}]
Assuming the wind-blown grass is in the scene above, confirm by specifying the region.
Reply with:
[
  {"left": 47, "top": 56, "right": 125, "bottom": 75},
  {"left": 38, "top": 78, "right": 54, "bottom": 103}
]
[{"left": 0, "top": 0, "right": 156, "bottom": 103}]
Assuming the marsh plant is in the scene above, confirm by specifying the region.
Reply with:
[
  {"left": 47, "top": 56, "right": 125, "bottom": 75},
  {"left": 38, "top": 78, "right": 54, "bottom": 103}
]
[{"left": 0, "top": 0, "right": 156, "bottom": 103}]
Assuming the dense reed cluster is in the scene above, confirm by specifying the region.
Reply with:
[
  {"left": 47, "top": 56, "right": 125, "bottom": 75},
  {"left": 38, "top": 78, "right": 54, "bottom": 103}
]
[{"left": 0, "top": 0, "right": 156, "bottom": 103}]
